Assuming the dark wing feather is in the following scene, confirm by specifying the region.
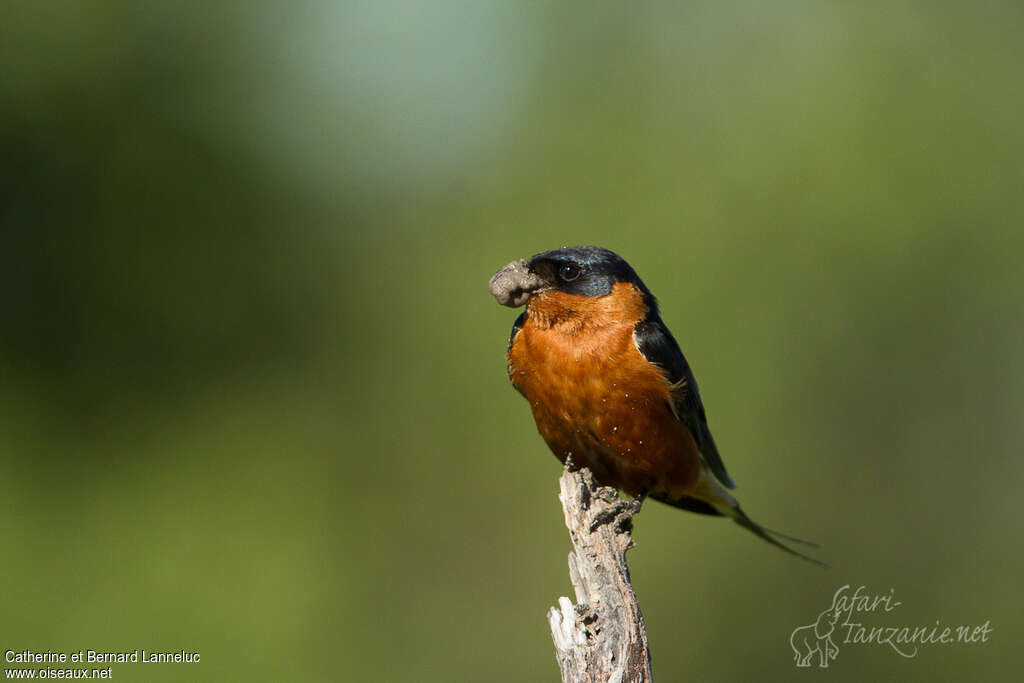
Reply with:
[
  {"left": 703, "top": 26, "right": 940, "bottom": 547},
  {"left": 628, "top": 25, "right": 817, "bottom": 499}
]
[
  {"left": 507, "top": 311, "right": 526, "bottom": 352},
  {"left": 633, "top": 318, "right": 736, "bottom": 489}
]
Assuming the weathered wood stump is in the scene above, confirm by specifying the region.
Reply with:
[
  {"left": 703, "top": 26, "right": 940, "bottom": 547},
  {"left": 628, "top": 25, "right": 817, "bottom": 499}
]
[{"left": 547, "top": 465, "right": 652, "bottom": 683}]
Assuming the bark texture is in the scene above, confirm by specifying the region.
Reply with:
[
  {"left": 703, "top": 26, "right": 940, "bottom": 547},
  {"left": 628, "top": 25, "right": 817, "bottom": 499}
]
[{"left": 547, "top": 465, "right": 653, "bottom": 683}]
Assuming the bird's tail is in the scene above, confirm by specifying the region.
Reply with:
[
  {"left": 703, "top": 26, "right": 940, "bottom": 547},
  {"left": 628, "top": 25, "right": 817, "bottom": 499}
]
[
  {"left": 718, "top": 503, "right": 827, "bottom": 567},
  {"left": 673, "top": 467, "right": 827, "bottom": 566}
]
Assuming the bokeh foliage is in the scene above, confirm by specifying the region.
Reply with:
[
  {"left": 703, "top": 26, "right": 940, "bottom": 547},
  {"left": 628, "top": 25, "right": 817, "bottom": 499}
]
[{"left": 2, "top": 2, "right": 1022, "bottom": 681}]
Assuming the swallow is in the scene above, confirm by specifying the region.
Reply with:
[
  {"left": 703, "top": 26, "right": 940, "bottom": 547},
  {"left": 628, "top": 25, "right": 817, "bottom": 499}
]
[{"left": 489, "top": 246, "right": 823, "bottom": 565}]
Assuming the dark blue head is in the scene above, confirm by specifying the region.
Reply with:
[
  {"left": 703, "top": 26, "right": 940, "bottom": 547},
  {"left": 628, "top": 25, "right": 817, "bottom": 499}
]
[
  {"left": 526, "top": 246, "right": 656, "bottom": 305},
  {"left": 489, "top": 246, "right": 658, "bottom": 312}
]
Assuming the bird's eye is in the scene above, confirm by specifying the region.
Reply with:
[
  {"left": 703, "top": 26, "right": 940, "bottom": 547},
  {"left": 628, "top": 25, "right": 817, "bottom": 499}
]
[{"left": 558, "top": 263, "right": 582, "bottom": 282}]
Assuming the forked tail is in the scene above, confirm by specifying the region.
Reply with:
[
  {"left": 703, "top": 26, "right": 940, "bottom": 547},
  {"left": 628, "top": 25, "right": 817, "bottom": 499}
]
[
  {"left": 719, "top": 504, "right": 827, "bottom": 567},
  {"left": 663, "top": 468, "right": 827, "bottom": 566}
]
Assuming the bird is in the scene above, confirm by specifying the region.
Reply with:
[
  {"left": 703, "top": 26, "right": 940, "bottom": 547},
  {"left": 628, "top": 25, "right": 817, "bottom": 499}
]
[{"left": 488, "top": 245, "right": 824, "bottom": 566}]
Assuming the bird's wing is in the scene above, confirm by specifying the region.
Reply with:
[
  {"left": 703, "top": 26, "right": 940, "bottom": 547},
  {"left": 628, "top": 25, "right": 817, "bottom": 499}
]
[
  {"left": 507, "top": 311, "right": 526, "bottom": 352},
  {"left": 633, "top": 318, "right": 736, "bottom": 489}
]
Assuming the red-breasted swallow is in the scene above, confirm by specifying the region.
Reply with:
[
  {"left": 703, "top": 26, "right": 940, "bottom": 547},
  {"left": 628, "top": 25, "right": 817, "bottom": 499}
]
[{"left": 489, "top": 246, "right": 823, "bottom": 565}]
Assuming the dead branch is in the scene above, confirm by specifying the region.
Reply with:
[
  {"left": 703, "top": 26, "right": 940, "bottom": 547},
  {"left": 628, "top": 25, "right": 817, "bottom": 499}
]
[{"left": 547, "top": 465, "right": 652, "bottom": 683}]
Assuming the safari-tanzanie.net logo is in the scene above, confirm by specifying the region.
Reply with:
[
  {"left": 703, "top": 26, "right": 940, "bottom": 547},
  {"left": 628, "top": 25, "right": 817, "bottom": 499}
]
[{"left": 789, "top": 584, "right": 992, "bottom": 668}]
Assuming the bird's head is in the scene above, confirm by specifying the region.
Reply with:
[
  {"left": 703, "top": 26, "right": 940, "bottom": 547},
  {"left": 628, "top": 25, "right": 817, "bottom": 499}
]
[{"left": 489, "top": 246, "right": 658, "bottom": 324}]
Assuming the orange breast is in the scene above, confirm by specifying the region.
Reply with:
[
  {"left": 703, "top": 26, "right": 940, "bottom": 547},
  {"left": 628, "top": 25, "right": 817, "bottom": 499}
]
[{"left": 507, "top": 284, "right": 702, "bottom": 498}]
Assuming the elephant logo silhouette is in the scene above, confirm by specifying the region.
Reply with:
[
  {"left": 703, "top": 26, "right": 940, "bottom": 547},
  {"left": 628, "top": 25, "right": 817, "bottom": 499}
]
[{"left": 790, "top": 605, "right": 842, "bottom": 667}]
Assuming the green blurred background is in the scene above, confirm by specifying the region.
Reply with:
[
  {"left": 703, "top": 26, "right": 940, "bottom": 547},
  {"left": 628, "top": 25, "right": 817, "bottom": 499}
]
[{"left": 2, "top": 1, "right": 1022, "bottom": 681}]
